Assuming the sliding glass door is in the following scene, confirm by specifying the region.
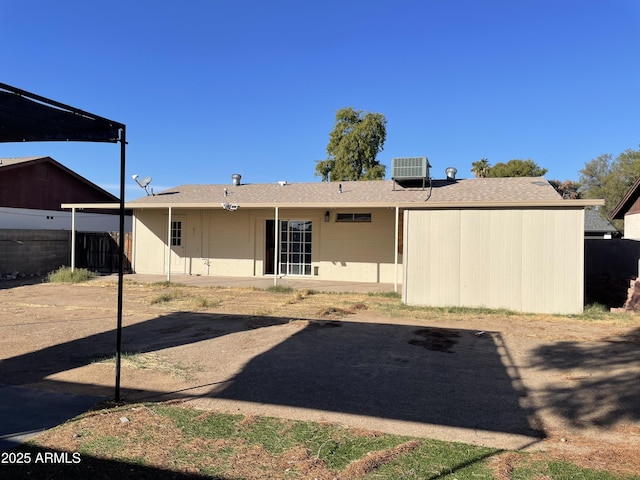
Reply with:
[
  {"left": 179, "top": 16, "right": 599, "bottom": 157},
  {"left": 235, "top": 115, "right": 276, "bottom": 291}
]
[{"left": 279, "top": 220, "right": 312, "bottom": 275}]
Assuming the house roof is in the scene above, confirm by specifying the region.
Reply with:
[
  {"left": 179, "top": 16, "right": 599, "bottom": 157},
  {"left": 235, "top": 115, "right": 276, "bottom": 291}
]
[
  {"left": 584, "top": 209, "right": 618, "bottom": 234},
  {"left": 107, "top": 176, "right": 603, "bottom": 210},
  {"left": 0, "top": 156, "right": 120, "bottom": 203},
  {"left": 610, "top": 175, "right": 640, "bottom": 220}
]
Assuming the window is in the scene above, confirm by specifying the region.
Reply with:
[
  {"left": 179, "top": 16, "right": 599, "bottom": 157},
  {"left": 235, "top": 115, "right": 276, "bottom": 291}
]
[
  {"left": 335, "top": 213, "right": 372, "bottom": 222},
  {"left": 171, "top": 220, "right": 182, "bottom": 246}
]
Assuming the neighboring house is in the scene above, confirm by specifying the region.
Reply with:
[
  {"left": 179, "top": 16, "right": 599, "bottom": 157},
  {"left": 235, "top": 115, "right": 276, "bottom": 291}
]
[
  {"left": 611, "top": 176, "right": 640, "bottom": 240},
  {"left": 80, "top": 174, "right": 598, "bottom": 314},
  {"left": 584, "top": 208, "right": 619, "bottom": 239},
  {"left": 0, "top": 156, "right": 132, "bottom": 276},
  {"left": 0, "top": 156, "right": 130, "bottom": 231}
]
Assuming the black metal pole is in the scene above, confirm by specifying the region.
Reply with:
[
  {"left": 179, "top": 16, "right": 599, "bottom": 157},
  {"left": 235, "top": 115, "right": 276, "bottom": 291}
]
[{"left": 115, "top": 126, "right": 126, "bottom": 401}]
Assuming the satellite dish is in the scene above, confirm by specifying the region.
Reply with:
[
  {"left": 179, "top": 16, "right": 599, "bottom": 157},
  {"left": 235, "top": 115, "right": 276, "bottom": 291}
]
[
  {"left": 132, "top": 174, "right": 154, "bottom": 195},
  {"left": 139, "top": 176, "right": 152, "bottom": 187}
]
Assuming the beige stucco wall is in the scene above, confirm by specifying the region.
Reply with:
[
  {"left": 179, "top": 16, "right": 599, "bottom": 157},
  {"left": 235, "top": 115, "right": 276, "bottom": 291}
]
[
  {"left": 131, "top": 210, "right": 167, "bottom": 274},
  {"left": 317, "top": 208, "right": 401, "bottom": 283},
  {"left": 402, "top": 208, "right": 585, "bottom": 314},
  {"left": 132, "top": 207, "right": 402, "bottom": 283}
]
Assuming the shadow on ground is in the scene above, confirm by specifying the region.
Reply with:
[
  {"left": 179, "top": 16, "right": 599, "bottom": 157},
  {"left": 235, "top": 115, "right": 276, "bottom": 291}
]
[
  {"left": 530, "top": 327, "right": 640, "bottom": 428},
  {"left": 1, "top": 311, "right": 544, "bottom": 441}
]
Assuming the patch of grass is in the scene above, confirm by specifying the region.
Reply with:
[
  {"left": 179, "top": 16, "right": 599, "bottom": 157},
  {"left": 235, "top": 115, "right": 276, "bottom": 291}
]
[
  {"left": 253, "top": 307, "right": 274, "bottom": 316},
  {"left": 368, "top": 291, "right": 401, "bottom": 299},
  {"left": 578, "top": 302, "right": 612, "bottom": 320},
  {"left": 153, "top": 407, "right": 500, "bottom": 477},
  {"left": 266, "top": 284, "right": 295, "bottom": 294},
  {"left": 6, "top": 404, "right": 639, "bottom": 480},
  {"left": 286, "top": 289, "right": 316, "bottom": 305},
  {"left": 192, "top": 295, "right": 214, "bottom": 308},
  {"left": 154, "top": 406, "right": 241, "bottom": 440},
  {"left": 505, "top": 456, "right": 637, "bottom": 480},
  {"left": 545, "top": 460, "right": 635, "bottom": 480},
  {"left": 150, "top": 289, "right": 183, "bottom": 304},
  {"left": 151, "top": 280, "right": 187, "bottom": 287},
  {"left": 46, "top": 267, "right": 98, "bottom": 283},
  {"left": 380, "top": 301, "right": 519, "bottom": 318},
  {"left": 92, "top": 352, "right": 200, "bottom": 380}
]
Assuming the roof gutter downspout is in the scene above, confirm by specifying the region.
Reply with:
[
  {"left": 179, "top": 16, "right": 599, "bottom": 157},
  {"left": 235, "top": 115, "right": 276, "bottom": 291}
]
[
  {"left": 274, "top": 206, "right": 279, "bottom": 286},
  {"left": 394, "top": 206, "right": 399, "bottom": 293}
]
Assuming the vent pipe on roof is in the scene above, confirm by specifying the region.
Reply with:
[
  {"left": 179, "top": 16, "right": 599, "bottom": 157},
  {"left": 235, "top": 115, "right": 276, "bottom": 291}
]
[
  {"left": 231, "top": 173, "right": 241, "bottom": 186},
  {"left": 445, "top": 167, "right": 457, "bottom": 181}
]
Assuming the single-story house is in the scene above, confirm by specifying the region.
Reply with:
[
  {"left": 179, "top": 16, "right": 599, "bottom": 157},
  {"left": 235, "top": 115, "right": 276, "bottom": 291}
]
[
  {"left": 0, "top": 156, "right": 132, "bottom": 276},
  {"left": 64, "top": 174, "right": 602, "bottom": 314},
  {"left": 610, "top": 176, "right": 640, "bottom": 240}
]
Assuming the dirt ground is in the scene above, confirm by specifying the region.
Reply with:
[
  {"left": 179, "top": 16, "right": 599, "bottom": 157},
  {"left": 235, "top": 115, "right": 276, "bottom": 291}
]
[{"left": 1, "top": 278, "right": 639, "bottom": 476}]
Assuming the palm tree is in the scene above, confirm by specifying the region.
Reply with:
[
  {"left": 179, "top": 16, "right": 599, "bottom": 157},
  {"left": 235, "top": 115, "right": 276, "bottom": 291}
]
[{"left": 471, "top": 158, "right": 490, "bottom": 178}]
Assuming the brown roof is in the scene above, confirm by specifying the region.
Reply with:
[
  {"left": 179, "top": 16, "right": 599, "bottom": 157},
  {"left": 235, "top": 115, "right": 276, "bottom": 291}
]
[{"left": 125, "top": 177, "right": 575, "bottom": 208}]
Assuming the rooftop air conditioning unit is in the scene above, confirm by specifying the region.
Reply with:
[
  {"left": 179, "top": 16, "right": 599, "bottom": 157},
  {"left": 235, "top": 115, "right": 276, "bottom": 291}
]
[{"left": 391, "top": 157, "right": 430, "bottom": 179}]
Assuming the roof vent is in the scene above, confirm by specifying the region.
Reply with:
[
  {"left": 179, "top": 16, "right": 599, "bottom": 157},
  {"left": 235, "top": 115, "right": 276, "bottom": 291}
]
[
  {"left": 231, "top": 173, "right": 241, "bottom": 186},
  {"left": 445, "top": 167, "right": 457, "bottom": 181},
  {"left": 392, "top": 157, "right": 431, "bottom": 180}
]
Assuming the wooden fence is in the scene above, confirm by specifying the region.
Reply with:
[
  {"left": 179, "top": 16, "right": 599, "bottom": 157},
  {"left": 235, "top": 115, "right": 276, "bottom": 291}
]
[{"left": 74, "top": 232, "right": 132, "bottom": 274}]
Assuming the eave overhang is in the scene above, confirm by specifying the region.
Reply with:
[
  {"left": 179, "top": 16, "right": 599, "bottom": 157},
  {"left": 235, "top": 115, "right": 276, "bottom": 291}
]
[{"left": 62, "top": 199, "right": 605, "bottom": 210}]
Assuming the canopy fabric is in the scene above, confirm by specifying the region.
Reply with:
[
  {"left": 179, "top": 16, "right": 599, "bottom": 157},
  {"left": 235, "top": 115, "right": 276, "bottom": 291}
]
[{"left": 0, "top": 83, "right": 123, "bottom": 143}]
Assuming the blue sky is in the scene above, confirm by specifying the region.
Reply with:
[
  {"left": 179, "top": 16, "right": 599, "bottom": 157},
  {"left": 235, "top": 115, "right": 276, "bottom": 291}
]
[{"left": 1, "top": 0, "right": 639, "bottom": 198}]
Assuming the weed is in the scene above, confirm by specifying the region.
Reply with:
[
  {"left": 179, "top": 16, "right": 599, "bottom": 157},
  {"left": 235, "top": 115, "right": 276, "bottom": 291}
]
[
  {"left": 46, "top": 267, "right": 97, "bottom": 283},
  {"left": 150, "top": 290, "right": 183, "bottom": 304},
  {"left": 92, "top": 352, "right": 200, "bottom": 379},
  {"left": 579, "top": 303, "right": 611, "bottom": 320},
  {"left": 369, "top": 291, "right": 401, "bottom": 299},
  {"left": 267, "top": 285, "right": 294, "bottom": 294},
  {"left": 151, "top": 281, "right": 187, "bottom": 287},
  {"left": 193, "top": 296, "right": 211, "bottom": 308}
]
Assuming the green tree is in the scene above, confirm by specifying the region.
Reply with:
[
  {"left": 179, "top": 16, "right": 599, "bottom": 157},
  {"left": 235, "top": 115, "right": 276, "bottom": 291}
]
[
  {"left": 486, "top": 159, "right": 548, "bottom": 178},
  {"left": 579, "top": 154, "right": 611, "bottom": 201},
  {"left": 580, "top": 147, "right": 640, "bottom": 225},
  {"left": 315, "top": 107, "right": 387, "bottom": 181},
  {"left": 471, "top": 158, "right": 490, "bottom": 178}
]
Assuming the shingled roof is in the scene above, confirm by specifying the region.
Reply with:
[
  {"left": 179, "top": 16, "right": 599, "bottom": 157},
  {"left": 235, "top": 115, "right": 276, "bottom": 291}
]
[
  {"left": 584, "top": 209, "right": 619, "bottom": 235},
  {"left": 127, "top": 177, "right": 570, "bottom": 208}
]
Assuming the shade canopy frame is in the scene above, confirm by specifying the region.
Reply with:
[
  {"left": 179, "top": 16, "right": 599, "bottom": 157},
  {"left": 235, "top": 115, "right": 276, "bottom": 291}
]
[{"left": 0, "top": 82, "right": 127, "bottom": 401}]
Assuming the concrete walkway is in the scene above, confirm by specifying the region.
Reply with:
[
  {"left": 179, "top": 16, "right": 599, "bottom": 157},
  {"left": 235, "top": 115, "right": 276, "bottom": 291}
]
[{"left": 99, "top": 273, "right": 402, "bottom": 294}]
